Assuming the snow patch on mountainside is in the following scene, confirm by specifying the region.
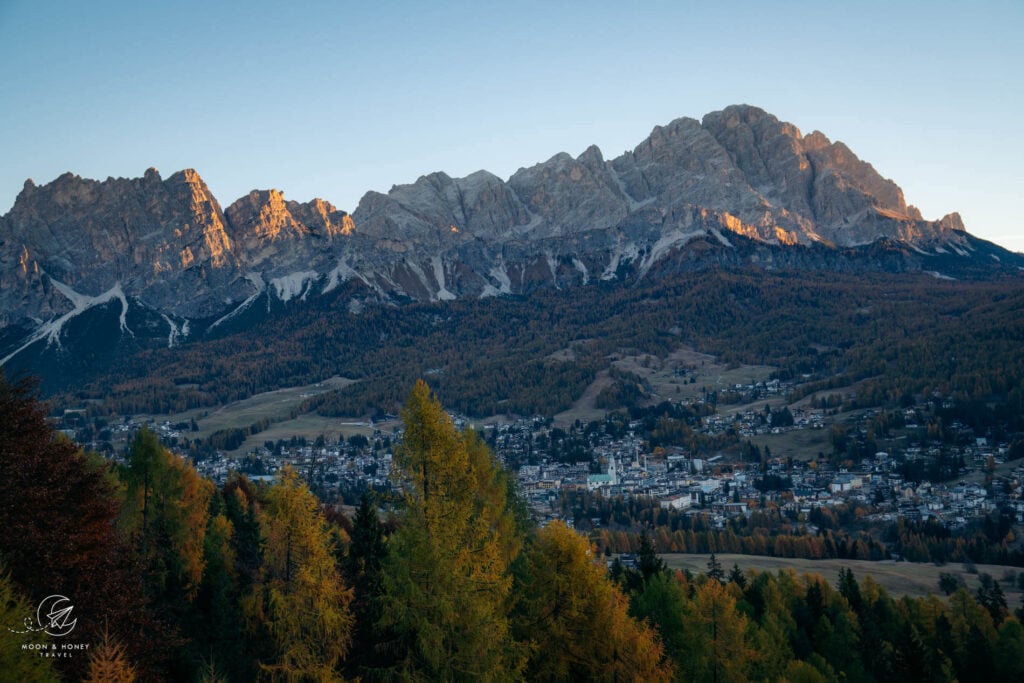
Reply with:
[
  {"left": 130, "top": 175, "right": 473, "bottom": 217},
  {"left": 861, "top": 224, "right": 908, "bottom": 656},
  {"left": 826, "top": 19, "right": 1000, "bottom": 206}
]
[
  {"left": 488, "top": 261, "right": 513, "bottom": 294},
  {"left": 1, "top": 278, "right": 131, "bottom": 366},
  {"left": 161, "top": 314, "right": 181, "bottom": 348},
  {"left": 271, "top": 271, "right": 319, "bottom": 303},
  {"left": 638, "top": 229, "right": 705, "bottom": 276},
  {"left": 709, "top": 228, "right": 733, "bottom": 248},
  {"left": 324, "top": 260, "right": 370, "bottom": 293},
  {"left": 210, "top": 273, "right": 266, "bottom": 331},
  {"left": 544, "top": 251, "right": 560, "bottom": 289},
  {"left": 602, "top": 240, "right": 641, "bottom": 280},
  {"left": 572, "top": 257, "right": 589, "bottom": 284},
  {"left": 431, "top": 256, "right": 456, "bottom": 301}
]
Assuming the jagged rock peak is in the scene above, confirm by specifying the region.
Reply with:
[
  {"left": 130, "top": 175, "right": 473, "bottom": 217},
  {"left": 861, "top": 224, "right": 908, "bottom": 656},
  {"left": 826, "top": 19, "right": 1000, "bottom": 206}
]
[
  {"left": 507, "top": 144, "right": 629, "bottom": 236},
  {"left": 347, "top": 104, "right": 974, "bottom": 250},
  {"left": 689, "top": 105, "right": 933, "bottom": 244},
  {"left": 1, "top": 107, "right": 1021, "bottom": 373},
  {"left": 226, "top": 189, "right": 307, "bottom": 241},
  {"left": 702, "top": 103, "right": 778, "bottom": 127},
  {"left": 0, "top": 106, "right": 992, "bottom": 330},
  {"left": 648, "top": 115, "right": 703, "bottom": 137},
  {"left": 220, "top": 189, "right": 355, "bottom": 276},
  {"left": 353, "top": 167, "right": 532, "bottom": 242},
  {"left": 0, "top": 166, "right": 248, "bottom": 322},
  {"left": 803, "top": 130, "right": 831, "bottom": 151},
  {"left": 578, "top": 144, "right": 604, "bottom": 163},
  {"left": 938, "top": 212, "right": 965, "bottom": 232},
  {"left": 287, "top": 197, "right": 355, "bottom": 237},
  {"left": 173, "top": 167, "right": 204, "bottom": 183}
]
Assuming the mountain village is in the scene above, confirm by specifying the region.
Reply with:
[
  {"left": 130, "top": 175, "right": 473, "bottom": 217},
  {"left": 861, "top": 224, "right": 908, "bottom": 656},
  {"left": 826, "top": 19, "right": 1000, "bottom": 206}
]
[{"left": 70, "top": 379, "right": 1024, "bottom": 546}]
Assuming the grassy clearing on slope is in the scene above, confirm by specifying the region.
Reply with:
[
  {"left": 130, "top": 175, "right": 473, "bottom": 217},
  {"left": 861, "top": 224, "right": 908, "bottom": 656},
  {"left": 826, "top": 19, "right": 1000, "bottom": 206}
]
[
  {"left": 662, "top": 553, "right": 1024, "bottom": 607},
  {"left": 555, "top": 345, "right": 780, "bottom": 427},
  {"left": 745, "top": 428, "right": 834, "bottom": 461},
  {"left": 188, "top": 376, "right": 357, "bottom": 438},
  {"left": 614, "top": 346, "right": 777, "bottom": 404},
  {"left": 221, "top": 413, "right": 402, "bottom": 456},
  {"left": 133, "top": 377, "right": 358, "bottom": 445}
]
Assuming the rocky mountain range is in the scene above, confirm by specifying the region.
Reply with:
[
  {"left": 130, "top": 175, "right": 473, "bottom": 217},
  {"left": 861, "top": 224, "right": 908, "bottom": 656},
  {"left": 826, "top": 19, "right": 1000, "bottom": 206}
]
[{"left": 1, "top": 105, "right": 1020, "bottom": 371}]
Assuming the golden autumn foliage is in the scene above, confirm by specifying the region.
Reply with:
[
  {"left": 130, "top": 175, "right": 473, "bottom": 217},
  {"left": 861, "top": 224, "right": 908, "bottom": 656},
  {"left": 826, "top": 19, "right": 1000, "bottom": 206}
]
[
  {"left": 379, "top": 380, "right": 524, "bottom": 680},
  {"left": 678, "top": 579, "right": 759, "bottom": 683},
  {"left": 9, "top": 373, "right": 1024, "bottom": 681},
  {"left": 83, "top": 627, "right": 137, "bottom": 683},
  {"left": 243, "top": 465, "right": 353, "bottom": 682},
  {"left": 514, "top": 520, "right": 673, "bottom": 681},
  {"left": 122, "top": 427, "right": 215, "bottom": 600}
]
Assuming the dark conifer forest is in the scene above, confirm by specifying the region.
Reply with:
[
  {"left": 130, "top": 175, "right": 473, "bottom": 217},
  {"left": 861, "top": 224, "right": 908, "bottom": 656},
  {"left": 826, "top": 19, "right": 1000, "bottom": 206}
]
[{"left": 49, "top": 268, "right": 1024, "bottom": 431}]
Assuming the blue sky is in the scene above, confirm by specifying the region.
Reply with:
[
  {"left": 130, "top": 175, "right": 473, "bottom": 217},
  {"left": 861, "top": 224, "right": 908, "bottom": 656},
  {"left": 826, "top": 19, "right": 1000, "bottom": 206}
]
[{"left": 1, "top": 0, "right": 1021, "bottom": 251}]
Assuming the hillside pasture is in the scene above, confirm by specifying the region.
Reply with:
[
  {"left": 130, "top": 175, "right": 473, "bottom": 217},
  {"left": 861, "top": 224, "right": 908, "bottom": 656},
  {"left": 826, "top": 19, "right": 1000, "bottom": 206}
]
[
  {"left": 662, "top": 553, "right": 1024, "bottom": 608},
  {"left": 188, "top": 376, "right": 357, "bottom": 438}
]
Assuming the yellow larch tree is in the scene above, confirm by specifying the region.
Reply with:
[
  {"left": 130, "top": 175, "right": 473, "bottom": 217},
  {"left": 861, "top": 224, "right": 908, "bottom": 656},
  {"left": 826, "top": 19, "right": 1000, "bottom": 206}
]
[
  {"left": 513, "top": 520, "right": 673, "bottom": 681},
  {"left": 243, "top": 465, "right": 353, "bottom": 682},
  {"left": 121, "top": 427, "right": 214, "bottom": 600},
  {"left": 83, "top": 626, "right": 136, "bottom": 683},
  {"left": 679, "top": 578, "right": 759, "bottom": 683},
  {"left": 378, "top": 380, "right": 523, "bottom": 680}
]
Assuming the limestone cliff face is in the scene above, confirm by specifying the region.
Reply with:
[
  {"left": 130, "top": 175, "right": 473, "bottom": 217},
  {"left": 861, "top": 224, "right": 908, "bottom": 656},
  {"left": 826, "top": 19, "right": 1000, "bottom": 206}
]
[
  {"left": 226, "top": 189, "right": 311, "bottom": 246},
  {"left": 350, "top": 104, "right": 965, "bottom": 252},
  {"left": 287, "top": 198, "right": 355, "bottom": 239},
  {"left": 353, "top": 170, "right": 532, "bottom": 246},
  {"left": 507, "top": 145, "right": 630, "bottom": 238},
  {"left": 224, "top": 190, "right": 355, "bottom": 274},
  {"left": 696, "top": 105, "right": 955, "bottom": 246},
  {"left": 612, "top": 115, "right": 759, "bottom": 215},
  {"left": 0, "top": 105, "right": 1004, "bottom": 346},
  {"left": 0, "top": 171, "right": 368, "bottom": 326},
  {"left": 0, "top": 168, "right": 247, "bottom": 324}
]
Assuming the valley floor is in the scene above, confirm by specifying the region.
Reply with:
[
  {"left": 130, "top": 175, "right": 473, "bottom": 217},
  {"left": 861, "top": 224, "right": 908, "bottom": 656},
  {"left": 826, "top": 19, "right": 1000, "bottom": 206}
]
[{"left": 662, "top": 552, "right": 1024, "bottom": 608}]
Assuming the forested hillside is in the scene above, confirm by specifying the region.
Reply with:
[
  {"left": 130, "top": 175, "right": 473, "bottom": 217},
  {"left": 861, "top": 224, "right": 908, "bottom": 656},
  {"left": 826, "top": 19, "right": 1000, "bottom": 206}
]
[
  {"left": 4, "top": 376, "right": 1024, "bottom": 681},
  {"left": 51, "top": 267, "right": 1024, "bottom": 435}
]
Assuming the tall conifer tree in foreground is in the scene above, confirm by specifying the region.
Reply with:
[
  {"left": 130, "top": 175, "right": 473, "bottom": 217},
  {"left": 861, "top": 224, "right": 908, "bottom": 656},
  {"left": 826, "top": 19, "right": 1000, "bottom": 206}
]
[
  {"left": 378, "top": 379, "right": 523, "bottom": 680},
  {"left": 122, "top": 426, "right": 215, "bottom": 602},
  {"left": 242, "top": 465, "right": 353, "bottom": 681},
  {"left": 342, "top": 491, "right": 389, "bottom": 676},
  {"left": 513, "top": 520, "right": 674, "bottom": 681}
]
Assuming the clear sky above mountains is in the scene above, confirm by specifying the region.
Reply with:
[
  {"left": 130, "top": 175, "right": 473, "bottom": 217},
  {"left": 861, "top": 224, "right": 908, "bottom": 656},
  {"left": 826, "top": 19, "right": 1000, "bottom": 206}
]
[{"left": 1, "top": 0, "right": 1021, "bottom": 251}]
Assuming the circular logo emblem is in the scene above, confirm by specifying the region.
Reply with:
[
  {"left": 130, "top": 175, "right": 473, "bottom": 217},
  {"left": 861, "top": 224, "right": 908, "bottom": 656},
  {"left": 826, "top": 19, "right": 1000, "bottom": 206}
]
[{"left": 36, "top": 595, "right": 77, "bottom": 637}]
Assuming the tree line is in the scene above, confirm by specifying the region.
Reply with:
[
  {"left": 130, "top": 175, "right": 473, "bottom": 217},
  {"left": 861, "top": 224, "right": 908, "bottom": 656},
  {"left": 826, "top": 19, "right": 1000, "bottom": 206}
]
[
  {"left": 562, "top": 489, "right": 1024, "bottom": 568},
  {"left": 618, "top": 544, "right": 1024, "bottom": 682},
  {"left": 2, "top": 377, "right": 671, "bottom": 681},
  {"left": 4, "top": 374, "right": 1024, "bottom": 681}
]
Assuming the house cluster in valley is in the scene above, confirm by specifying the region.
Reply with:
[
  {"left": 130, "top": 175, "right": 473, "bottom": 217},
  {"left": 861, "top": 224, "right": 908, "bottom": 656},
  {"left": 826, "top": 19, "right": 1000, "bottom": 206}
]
[{"left": 60, "top": 383, "right": 1024, "bottom": 541}]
